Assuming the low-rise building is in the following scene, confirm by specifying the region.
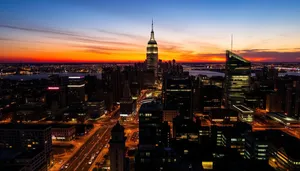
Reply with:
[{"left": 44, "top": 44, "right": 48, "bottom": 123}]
[{"left": 51, "top": 124, "right": 76, "bottom": 141}]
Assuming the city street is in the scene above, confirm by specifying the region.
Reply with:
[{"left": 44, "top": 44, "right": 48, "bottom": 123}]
[{"left": 50, "top": 107, "right": 120, "bottom": 171}]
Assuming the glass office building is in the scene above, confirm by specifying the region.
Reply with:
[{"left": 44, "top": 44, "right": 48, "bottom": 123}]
[{"left": 224, "top": 50, "right": 251, "bottom": 108}]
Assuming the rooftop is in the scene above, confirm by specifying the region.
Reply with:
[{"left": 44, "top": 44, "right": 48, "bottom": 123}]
[
  {"left": 140, "top": 101, "right": 162, "bottom": 112},
  {"left": 233, "top": 105, "right": 254, "bottom": 113},
  {"left": 0, "top": 123, "right": 51, "bottom": 130}
]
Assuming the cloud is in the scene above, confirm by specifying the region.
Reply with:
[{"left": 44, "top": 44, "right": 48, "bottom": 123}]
[
  {"left": 0, "top": 37, "right": 13, "bottom": 41},
  {"left": 176, "top": 49, "right": 300, "bottom": 62},
  {"left": 97, "top": 29, "right": 146, "bottom": 40},
  {"left": 0, "top": 23, "right": 116, "bottom": 45},
  {"left": 73, "top": 44, "right": 142, "bottom": 55},
  {"left": 0, "top": 24, "right": 80, "bottom": 37}
]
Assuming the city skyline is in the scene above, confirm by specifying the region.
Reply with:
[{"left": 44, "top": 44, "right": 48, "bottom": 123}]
[{"left": 1, "top": 0, "right": 300, "bottom": 63}]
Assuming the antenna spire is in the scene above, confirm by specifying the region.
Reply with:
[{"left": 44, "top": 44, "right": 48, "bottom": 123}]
[
  {"left": 231, "top": 34, "right": 233, "bottom": 52},
  {"left": 151, "top": 19, "right": 154, "bottom": 31}
]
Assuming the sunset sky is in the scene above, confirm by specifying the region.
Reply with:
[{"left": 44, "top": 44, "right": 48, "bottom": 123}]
[{"left": 0, "top": 0, "right": 300, "bottom": 63}]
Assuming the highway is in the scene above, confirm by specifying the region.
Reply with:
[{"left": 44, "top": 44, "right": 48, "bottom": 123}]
[
  {"left": 56, "top": 108, "right": 120, "bottom": 171},
  {"left": 73, "top": 126, "right": 113, "bottom": 171}
]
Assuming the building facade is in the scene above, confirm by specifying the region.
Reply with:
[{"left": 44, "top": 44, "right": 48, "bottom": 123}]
[{"left": 224, "top": 50, "right": 251, "bottom": 108}]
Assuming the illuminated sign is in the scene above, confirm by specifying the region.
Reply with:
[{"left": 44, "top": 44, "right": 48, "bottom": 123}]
[
  {"left": 48, "top": 87, "right": 60, "bottom": 90},
  {"left": 67, "top": 84, "right": 85, "bottom": 88},
  {"left": 120, "top": 114, "right": 129, "bottom": 117},
  {"left": 68, "top": 76, "right": 84, "bottom": 79}
]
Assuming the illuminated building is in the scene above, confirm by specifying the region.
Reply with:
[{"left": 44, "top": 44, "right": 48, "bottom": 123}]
[
  {"left": 163, "top": 73, "right": 193, "bottom": 119},
  {"left": 267, "top": 112, "right": 300, "bottom": 127},
  {"left": 51, "top": 124, "right": 76, "bottom": 141},
  {"left": 269, "top": 132, "right": 300, "bottom": 170},
  {"left": 120, "top": 81, "right": 136, "bottom": 117},
  {"left": 224, "top": 50, "right": 251, "bottom": 108},
  {"left": 63, "top": 103, "right": 88, "bottom": 123},
  {"left": 146, "top": 20, "right": 158, "bottom": 77},
  {"left": 212, "top": 123, "right": 251, "bottom": 155},
  {"left": 0, "top": 124, "right": 52, "bottom": 167},
  {"left": 245, "top": 131, "right": 269, "bottom": 160},
  {"left": 173, "top": 116, "right": 200, "bottom": 143},
  {"left": 163, "top": 110, "right": 179, "bottom": 123},
  {"left": 109, "top": 122, "right": 128, "bottom": 171},
  {"left": 209, "top": 109, "right": 238, "bottom": 124},
  {"left": 232, "top": 105, "right": 254, "bottom": 123},
  {"left": 67, "top": 76, "right": 85, "bottom": 105}
]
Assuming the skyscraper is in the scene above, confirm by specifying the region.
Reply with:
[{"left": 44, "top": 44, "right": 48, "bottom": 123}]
[
  {"left": 146, "top": 20, "right": 158, "bottom": 77},
  {"left": 109, "top": 122, "right": 127, "bottom": 171},
  {"left": 163, "top": 73, "right": 193, "bottom": 119},
  {"left": 120, "top": 80, "right": 136, "bottom": 117},
  {"left": 67, "top": 76, "right": 85, "bottom": 105},
  {"left": 224, "top": 50, "right": 251, "bottom": 108}
]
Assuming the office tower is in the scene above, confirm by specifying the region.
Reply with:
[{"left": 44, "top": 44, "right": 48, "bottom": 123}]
[
  {"left": 200, "top": 85, "right": 222, "bottom": 113},
  {"left": 63, "top": 103, "right": 88, "bottom": 123},
  {"left": 294, "top": 81, "right": 300, "bottom": 120},
  {"left": 85, "top": 75, "right": 99, "bottom": 99},
  {"left": 163, "top": 73, "right": 193, "bottom": 119},
  {"left": 173, "top": 115, "right": 200, "bottom": 143},
  {"left": 46, "top": 86, "right": 66, "bottom": 111},
  {"left": 266, "top": 93, "right": 282, "bottom": 112},
  {"left": 46, "top": 75, "right": 67, "bottom": 109},
  {"left": 245, "top": 131, "right": 269, "bottom": 160},
  {"left": 139, "top": 101, "right": 163, "bottom": 147},
  {"left": 0, "top": 124, "right": 52, "bottom": 167},
  {"left": 109, "top": 122, "right": 127, "bottom": 171},
  {"left": 146, "top": 20, "right": 158, "bottom": 77},
  {"left": 67, "top": 76, "right": 85, "bottom": 105},
  {"left": 120, "top": 80, "right": 136, "bottom": 117},
  {"left": 87, "top": 99, "right": 105, "bottom": 119},
  {"left": 224, "top": 50, "right": 251, "bottom": 108},
  {"left": 102, "top": 67, "right": 122, "bottom": 104}
]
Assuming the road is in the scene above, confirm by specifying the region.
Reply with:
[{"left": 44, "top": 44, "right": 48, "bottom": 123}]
[
  {"left": 51, "top": 107, "right": 119, "bottom": 171},
  {"left": 72, "top": 126, "right": 113, "bottom": 171}
]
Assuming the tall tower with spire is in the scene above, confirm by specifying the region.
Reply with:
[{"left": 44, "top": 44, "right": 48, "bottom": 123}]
[{"left": 146, "top": 20, "right": 158, "bottom": 77}]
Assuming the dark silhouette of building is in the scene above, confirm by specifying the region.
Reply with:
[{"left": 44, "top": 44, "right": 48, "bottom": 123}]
[
  {"left": 163, "top": 73, "right": 193, "bottom": 119},
  {"left": 109, "top": 121, "right": 128, "bottom": 171},
  {"left": 120, "top": 80, "right": 136, "bottom": 117},
  {"left": 67, "top": 76, "right": 85, "bottom": 105}
]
